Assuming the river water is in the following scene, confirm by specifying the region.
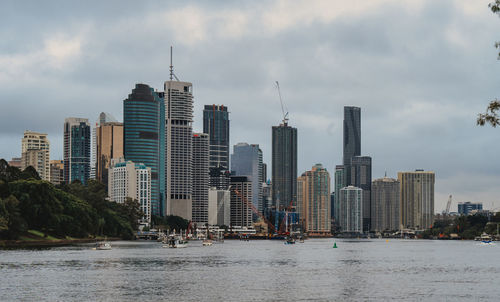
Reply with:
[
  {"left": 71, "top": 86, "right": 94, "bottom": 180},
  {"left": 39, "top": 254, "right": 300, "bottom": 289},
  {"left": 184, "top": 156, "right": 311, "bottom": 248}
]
[{"left": 1, "top": 239, "right": 499, "bottom": 301}]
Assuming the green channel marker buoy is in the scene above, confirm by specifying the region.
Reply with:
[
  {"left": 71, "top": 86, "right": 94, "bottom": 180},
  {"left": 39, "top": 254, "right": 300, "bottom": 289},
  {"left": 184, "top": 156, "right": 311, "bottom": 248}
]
[{"left": 333, "top": 242, "right": 337, "bottom": 248}]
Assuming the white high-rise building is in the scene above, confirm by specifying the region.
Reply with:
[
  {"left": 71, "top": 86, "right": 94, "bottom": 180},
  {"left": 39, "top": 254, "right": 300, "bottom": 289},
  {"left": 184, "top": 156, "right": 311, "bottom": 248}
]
[
  {"left": 339, "top": 186, "right": 363, "bottom": 233},
  {"left": 109, "top": 158, "right": 152, "bottom": 225},
  {"left": 21, "top": 131, "right": 50, "bottom": 181},
  {"left": 164, "top": 79, "right": 194, "bottom": 220}
]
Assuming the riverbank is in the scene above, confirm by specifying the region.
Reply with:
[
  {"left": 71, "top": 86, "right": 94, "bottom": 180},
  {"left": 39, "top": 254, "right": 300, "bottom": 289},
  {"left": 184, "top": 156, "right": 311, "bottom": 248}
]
[{"left": 0, "top": 230, "right": 121, "bottom": 249}]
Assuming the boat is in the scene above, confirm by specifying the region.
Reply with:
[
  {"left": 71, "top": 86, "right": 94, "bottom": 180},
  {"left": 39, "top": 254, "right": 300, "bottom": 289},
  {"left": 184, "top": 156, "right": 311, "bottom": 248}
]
[
  {"left": 95, "top": 241, "right": 112, "bottom": 250},
  {"left": 477, "top": 233, "right": 494, "bottom": 245},
  {"left": 165, "top": 235, "right": 188, "bottom": 248},
  {"left": 284, "top": 236, "right": 295, "bottom": 245},
  {"left": 202, "top": 239, "right": 213, "bottom": 246}
]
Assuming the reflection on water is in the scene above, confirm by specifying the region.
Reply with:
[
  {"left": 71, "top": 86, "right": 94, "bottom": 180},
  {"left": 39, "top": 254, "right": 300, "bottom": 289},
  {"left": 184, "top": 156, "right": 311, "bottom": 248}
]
[{"left": 1, "top": 239, "right": 500, "bottom": 301}]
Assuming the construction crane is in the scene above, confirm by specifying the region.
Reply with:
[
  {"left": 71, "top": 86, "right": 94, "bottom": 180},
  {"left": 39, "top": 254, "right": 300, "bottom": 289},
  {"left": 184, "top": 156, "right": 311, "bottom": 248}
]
[
  {"left": 234, "top": 188, "right": 276, "bottom": 234},
  {"left": 445, "top": 195, "right": 452, "bottom": 214},
  {"left": 275, "top": 81, "right": 289, "bottom": 125}
]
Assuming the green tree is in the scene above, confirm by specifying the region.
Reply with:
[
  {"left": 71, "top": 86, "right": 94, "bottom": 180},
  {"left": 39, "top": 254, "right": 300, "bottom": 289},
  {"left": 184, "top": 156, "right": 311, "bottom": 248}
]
[{"left": 478, "top": 1, "right": 500, "bottom": 127}]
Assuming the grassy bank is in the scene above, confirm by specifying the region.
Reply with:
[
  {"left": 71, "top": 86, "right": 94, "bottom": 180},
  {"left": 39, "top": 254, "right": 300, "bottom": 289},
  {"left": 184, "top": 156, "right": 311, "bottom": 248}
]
[{"left": 0, "top": 229, "right": 120, "bottom": 249}]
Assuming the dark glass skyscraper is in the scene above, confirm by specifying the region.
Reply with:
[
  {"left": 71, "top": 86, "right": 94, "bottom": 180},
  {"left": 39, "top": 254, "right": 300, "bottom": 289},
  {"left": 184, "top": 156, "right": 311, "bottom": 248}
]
[
  {"left": 203, "top": 105, "right": 230, "bottom": 170},
  {"left": 350, "top": 156, "right": 372, "bottom": 231},
  {"left": 272, "top": 123, "right": 297, "bottom": 209},
  {"left": 64, "top": 118, "right": 91, "bottom": 185},
  {"left": 343, "top": 106, "right": 361, "bottom": 186},
  {"left": 123, "top": 84, "right": 165, "bottom": 217}
]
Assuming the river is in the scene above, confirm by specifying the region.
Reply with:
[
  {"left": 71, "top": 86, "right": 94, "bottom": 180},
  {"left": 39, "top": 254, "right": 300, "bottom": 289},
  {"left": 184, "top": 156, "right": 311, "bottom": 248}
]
[{"left": 1, "top": 239, "right": 499, "bottom": 301}]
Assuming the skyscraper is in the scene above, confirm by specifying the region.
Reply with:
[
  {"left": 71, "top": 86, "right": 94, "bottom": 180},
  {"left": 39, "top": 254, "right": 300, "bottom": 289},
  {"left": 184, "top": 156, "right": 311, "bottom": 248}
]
[
  {"left": 123, "top": 84, "right": 165, "bottom": 217},
  {"left": 398, "top": 170, "right": 435, "bottom": 230},
  {"left": 339, "top": 186, "right": 363, "bottom": 234},
  {"left": 192, "top": 133, "right": 209, "bottom": 224},
  {"left": 164, "top": 80, "right": 194, "bottom": 220},
  {"left": 64, "top": 118, "right": 91, "bottom": 184},
  {"left": 350, "top": 156, "right": 372, "bottom": 231},
  {"left": 91, "top": 112, "right": 119, "bottom": 180},
  {"left": 343, "top": 106, "right": 361, "bottom": 186},
  {"left": 96, "top": 121, "right": 123, "bottom": 187},
  {"left": 333, "top": 165, "right": 345, "bottom": 226},
  {"left": 371, "top": 177, "right": 400, "bottom": 232},
  {"left": 296, "top": 164, "right": 331, "bottom": 236},
  {"left": 203, "top": 105, "right": 230, "bottom": 169},
  {"left": 21, "top": 131, "right": 50, "bottom": 181},
  {"left": 231, "top": 143, "right": 263, "bottom": 214},
  {"left": 272, "top": 122, "right": 297, "bottom": 209}
]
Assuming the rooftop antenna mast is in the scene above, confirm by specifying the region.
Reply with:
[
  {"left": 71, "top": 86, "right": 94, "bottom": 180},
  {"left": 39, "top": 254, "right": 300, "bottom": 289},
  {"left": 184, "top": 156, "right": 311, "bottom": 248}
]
[
  {"left": 275, "top": 81, "right": 289, "bottom": 125},
  {"left": 169, "top": 46, "right": 180, "bottom": 81}
]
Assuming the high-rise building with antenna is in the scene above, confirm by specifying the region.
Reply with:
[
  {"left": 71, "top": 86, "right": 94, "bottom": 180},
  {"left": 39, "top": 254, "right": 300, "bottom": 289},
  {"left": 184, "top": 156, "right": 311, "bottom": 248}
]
[{"left": 164, "top": 47, "right": 194, "bottom": 220}]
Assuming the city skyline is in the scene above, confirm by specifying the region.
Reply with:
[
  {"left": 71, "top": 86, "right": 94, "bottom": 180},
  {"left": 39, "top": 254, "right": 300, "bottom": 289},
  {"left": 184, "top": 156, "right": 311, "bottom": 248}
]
[{"left": 1, "top": 1, "right": 499, "bottom": 212}]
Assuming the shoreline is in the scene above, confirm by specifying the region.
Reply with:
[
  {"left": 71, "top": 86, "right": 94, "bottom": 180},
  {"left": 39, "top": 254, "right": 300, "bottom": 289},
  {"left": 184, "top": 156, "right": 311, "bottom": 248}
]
[{"left": 0, "top": 237, "right": 122, "bottom": 249}]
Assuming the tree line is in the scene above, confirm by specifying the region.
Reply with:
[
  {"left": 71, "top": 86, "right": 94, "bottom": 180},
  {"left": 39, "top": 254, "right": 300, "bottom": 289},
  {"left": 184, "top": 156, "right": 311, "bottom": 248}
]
[{"left": 0, "top": 159, "right": 142, "bottom": 240}]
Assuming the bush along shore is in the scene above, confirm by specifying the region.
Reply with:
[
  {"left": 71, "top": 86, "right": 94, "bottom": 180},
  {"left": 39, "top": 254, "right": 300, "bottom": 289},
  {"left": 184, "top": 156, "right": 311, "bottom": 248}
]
[{"left": 0, "top": 159, "right": 143, "bottom": 247}]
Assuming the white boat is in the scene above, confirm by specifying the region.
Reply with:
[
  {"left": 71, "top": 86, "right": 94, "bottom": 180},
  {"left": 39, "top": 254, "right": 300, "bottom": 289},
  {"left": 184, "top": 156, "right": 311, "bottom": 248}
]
[
  {"left": 95, "top": 242, "right": 112, "bottom": 250},
  {"left": 202, "top": 239, "right": 213, "bottom": 246},
  {"left": 166, "top": 236, "right": 188, "bottom": 248}
]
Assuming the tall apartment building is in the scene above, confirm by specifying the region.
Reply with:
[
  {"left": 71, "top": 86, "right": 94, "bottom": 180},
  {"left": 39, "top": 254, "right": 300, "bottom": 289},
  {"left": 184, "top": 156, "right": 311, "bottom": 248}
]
[
  {"left": 371, "top": 177, "right": 400, "bottom": 232},
  {"left": 350, "top": 156, "right": 372, "bottom": 231},
  {"left": 192, "top": 133, "right": 209, "bottom": 224},
  {"left": 164, "top": 80, "right": 194, "bottom": 220},
  {"left": 296, "top": 164, "right": 331, "bottom": 236},
  {"left": 109, "top": 158, "right": 151, "bottom": 225},
  {"left": 231, "top": 143, "right": 263, "bottom": 214},
  {"left": 49, "top": 160, "right": 64, "bottom": 185},
  {"left": 96, "top": 122, "right": 123, "bottom": 186},
  {"left": 21, "top": 131, "right": 50, "bottom": 181},
  {"left": 124, "top": 84, "right": 165, "bottom": 217},
  {"left": 333, "top": 165, "right": 345, "bottom": 225},
  {"left": 272, "top": 122, "right": 297, "bottom": 209},
  {"left": 339, "top": 186, "right": 363, "bottom": 233},
  {"left": 64, "top": 118, "right": 91, "bottom": 184},
  {"left": 230, "top": 176, "right": 253, "bottom": 227},
  {"left": 398, "top": 170, "right": 435, "bottom": 230}
]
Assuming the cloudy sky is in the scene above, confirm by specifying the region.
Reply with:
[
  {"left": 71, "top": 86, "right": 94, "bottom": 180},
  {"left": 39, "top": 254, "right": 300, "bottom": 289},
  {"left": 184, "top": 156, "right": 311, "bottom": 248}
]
[{"left": 1, "top": 0, "right": 499, "bottom": 212}]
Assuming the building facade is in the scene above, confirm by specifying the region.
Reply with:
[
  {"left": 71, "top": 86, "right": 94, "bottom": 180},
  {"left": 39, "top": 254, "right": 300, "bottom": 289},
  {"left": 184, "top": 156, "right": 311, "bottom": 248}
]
[
  {"left": 350, "top": 156, "right": 372, "bottom": 231},
  {"left": 164, "top": 80, "right": 194, "bottom": 220},
  {"left": 49, "top": 160, "right": 64, "bottom": 185},
  {"left": 208, "top": 188, "right": 231, "bottom": 226},
  {"left": 343, "top": 106, "right": 361, "bottom": 187},
  {"left": 398, "top": 170, "right": 435, "bottom": 230},
  {"left": 371, "top": 177, "right": 400, "bottom": 232},
  {"left": 64, "top": 118, "right": 91, "bottom": 184},
  {"left": 230, "top": 176, "right": 253, "bottom": 227},
  {"left": 123, "top": 83, "right": 165, "bottom": 217},
  {"left": 333, "top": 165, "right": 345, "bottom": 226},
  {"left": 21, "top": 131, "right": 50, "bottom": 181},
  {"left": 96, "top": 121, "right": 123, "bottom": 187},
  {"left": 203, "top": 105, "right": 230, "bottom": 169},
  {"left": 192, "top": 133, "right": 209, "bottom": 224},
  {"left": 109, "top": 158, "right": 152, "bottom": 225},
  {"left": 458, "top": 202, "right": 483, "bottom": 215},
  {"left": 231, "top": 143, "right": 263, "bottom": 214},
  {"left": 339, "top": 186, "right": 363, "bottom": 233},
  {"left": 296, "top": 164, "right": 331, "bottom": 236},
  {"left": 8, "top": 157, "right": 22, "bottom": 169},
  {"left": 272, "top": 122, "right": 297, "bottom": 209}
]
